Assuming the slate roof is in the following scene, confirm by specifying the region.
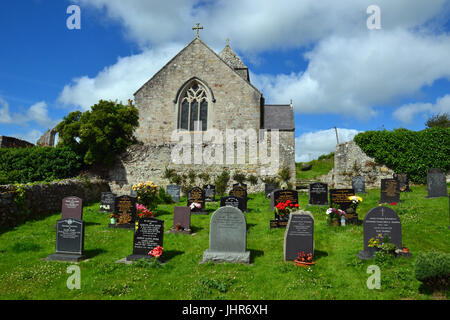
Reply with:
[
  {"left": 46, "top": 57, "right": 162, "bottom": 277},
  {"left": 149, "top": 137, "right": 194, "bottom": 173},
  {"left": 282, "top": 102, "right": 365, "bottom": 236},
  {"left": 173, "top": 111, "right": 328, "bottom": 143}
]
[
  {"left": 263, "top": 105, "right": 295, "bottom": 131},
  {"left": 219, "top": 44, "right": 248, "bottom": 69}
]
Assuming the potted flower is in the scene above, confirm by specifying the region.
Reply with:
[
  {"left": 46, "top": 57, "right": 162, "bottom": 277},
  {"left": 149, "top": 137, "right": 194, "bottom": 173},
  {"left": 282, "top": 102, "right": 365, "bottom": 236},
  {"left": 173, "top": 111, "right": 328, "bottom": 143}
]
[
  {"left": 295, "top": 251, "right": 314, "bottom": 267},
  {"left": 110, "top": 213, "right": 117, "bottom": 225},
  {"left": 136, "top": 203, "right": 153, "bottom": 219},
  {"left": 148, "top": 246, "right": 164, "bottom": 259},
  {"left": 275, "top": 200, "right": 299, "bottom": 222},
  {"left": 326, "top": 207, "right": 346, "bottom": 226}
]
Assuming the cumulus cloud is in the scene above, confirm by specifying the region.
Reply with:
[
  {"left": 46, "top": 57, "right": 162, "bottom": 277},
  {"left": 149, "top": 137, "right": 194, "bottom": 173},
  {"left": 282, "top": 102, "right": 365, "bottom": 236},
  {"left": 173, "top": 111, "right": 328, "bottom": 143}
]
[
  {"left": 15, "top": 129, "right": 44, "bottom": 145},
  {"left": 0, "top": 98, "right": 57, "bottom": 129},
  {"left": 295, "top": 128, "right": 359, "bottom": 162},
  {"left": 393, "top": 94, "right": 450, "bottom": 125},
  {"left": 253, "top": 29, "right": 450, "bottom": 119},
  {"left": 58, "top": 43, "right": 183, "bottom": 109},
  {"left": 0, "top": 97, "right": 13, "bottom": 124}
]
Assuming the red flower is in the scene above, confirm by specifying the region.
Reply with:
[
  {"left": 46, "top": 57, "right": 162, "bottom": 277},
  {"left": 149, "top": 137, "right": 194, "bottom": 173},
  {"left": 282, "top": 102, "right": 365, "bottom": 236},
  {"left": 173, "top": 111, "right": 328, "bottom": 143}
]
[
  {"left": 294, "top": 204, "right": 299, "bottom": 208},
  {"left": 390, "top": 202, "right": 397, "bottom": 206}
]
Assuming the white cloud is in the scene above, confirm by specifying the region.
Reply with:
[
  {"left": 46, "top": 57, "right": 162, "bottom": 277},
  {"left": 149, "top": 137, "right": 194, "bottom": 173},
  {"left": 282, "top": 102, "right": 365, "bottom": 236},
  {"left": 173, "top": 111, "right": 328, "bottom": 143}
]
[
  {"left": 15, "top": 129, "right": 43, "bottom": 145},
  {"left": 393, "top": 94, "right": 450, "bottom": 125},
  {"left": 295, "top": 128, "right": 359, "bottom": 162},
  {"left": 0, "top": 97, "right": 13, "bottom": 124},
  {"left": 58, "top": 43, "right": 183, "bottom": 110},
  {"left": 0, "top": 98, "right": 57, "bottom": 129},
  {"left": 253, "top": 29, "right": 450, "bottom": 119}
]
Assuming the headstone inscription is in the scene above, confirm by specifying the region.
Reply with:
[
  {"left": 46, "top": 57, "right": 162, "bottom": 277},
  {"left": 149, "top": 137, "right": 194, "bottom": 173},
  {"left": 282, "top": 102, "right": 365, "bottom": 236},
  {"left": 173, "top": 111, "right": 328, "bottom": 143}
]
[
  {"left": 329, "top": 189, "right": 355, "bottom": 211},
  {"left": 229, "top": 186, "right": 247, "bottom": 212},
  {"left": 47, "top": 218, "right": 85, "bottom": 262},
  {"left": 187, "top": 186, "right": 206, "bottom": 214},
  {"left": 61, "top": 196, "right": 83, "bottom": 220},
  {"left": 204, "top": 185, "right": 216, "bottom": 202},
  {"left": 265, "top": 183, "right": 279, "bottom": 199},
  {"left": 171, "top": 207, "right": 191, "bottom": 234},
  {"left": 100, "top": 192, "right": 115, "bottom": 213},
  {"left": 379, "top": 179, "right": 400, "bottom": 204},
  {"left": 166, "top": 185, "right": 181, "bottom": 203},
  {"left": 352, "top": 176, "right": 367, "bottom": 194},
  {"left": 284, "top": 212, "right": 314, "bottom": 261},
  {"left": 202, "top": 206, "right": 250, "bottom": 264},
  {"left": 309, "top": 183, "right": 328, "bottom": 206},
  {"left": 220, "top": 196, "right": 245, "bottom": 212},
  {"left": 357, "top": 206, "right": 402, "bottom": 260},
  {"left": 393, "top": 173, "right": 411, "bottom": 192},
  {"left": 271, "top": 189, "right": 299, "bottom": 210},
  {"left": 110, "top": 195, "right": 137, "bottom": 229},
  {"left": 127, "top": 217, "right": 164, "bottom": 261},
  {"left": 426, "top": 168, "right": 447, "bottom": 198}
]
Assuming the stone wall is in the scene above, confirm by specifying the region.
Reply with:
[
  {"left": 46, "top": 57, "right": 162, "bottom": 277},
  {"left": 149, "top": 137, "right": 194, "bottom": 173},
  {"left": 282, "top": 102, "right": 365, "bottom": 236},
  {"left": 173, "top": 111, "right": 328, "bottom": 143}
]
[
  {"left": 0, "top": 178, "right": 110, "bottom": 230},
  {"left": 0, "top": 136, "right": 34, "bottom": 148}
]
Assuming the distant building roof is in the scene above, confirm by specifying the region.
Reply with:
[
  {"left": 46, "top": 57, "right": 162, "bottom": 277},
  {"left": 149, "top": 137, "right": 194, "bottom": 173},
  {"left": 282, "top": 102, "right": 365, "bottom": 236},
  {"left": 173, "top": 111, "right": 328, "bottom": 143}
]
[{"left": 263, "top": 105, "right": 295, "bottom": 131}]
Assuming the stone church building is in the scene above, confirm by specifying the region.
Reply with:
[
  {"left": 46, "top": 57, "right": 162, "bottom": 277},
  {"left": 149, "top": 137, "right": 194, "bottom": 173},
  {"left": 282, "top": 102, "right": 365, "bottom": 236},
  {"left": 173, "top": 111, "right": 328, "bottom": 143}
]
[{"left": 109, "top": 34, "right": 295, "bottom": 194}]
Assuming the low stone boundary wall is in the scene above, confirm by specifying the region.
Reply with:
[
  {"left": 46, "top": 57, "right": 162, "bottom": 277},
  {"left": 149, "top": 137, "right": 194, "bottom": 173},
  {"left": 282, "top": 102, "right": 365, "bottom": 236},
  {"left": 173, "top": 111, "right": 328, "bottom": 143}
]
[{"left": 0, "top": 178, "right": 110, "bottom": 230}]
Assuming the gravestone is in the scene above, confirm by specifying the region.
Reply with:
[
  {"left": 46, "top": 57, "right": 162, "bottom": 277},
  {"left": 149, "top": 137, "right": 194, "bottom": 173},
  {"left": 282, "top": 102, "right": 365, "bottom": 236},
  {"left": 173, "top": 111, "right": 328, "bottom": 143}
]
[
  {"left": 127, "top": 217, "right": 164, "bottom": 261},
  {"left": 61, "top": 196, "right": 83, "bottom": 220},
  {"left": 187, "top": 186, "right": 206, "bottom": 214},
  {"left": 357, "top": 206, "right": 402, "bottom": 260},
  {"left": 110, "top": 195, "right": 137, "bottom": 229},
  {"left": 204, "top": 185, "right": 216, "bottom": 202},
  {"left": 379, "top": 179, "right": 400, "bottom": 204},
  {"left": 284, "top": 211, "right": 314, "bottom": 261},
  {"left": 220, "top": 196, "right": 245, "bottom": 212},
  {"left": 233, "top": 183, "right": 247, "bottom": 191},
  {"left": 229, "top": 186, "right": 247, "bottom": 212},
  {"left": 426, "top": 168, "right": 447, "bottom": 198},
  {"left": 47, "top": 218, "right": 85, "bottom": 262},
  {"left": 171, "top": 206, "right": 191, "bottom": 234},
  {"left": 265, "top": 183, "right": 279, "bottom": 199},
  {"left": 100, "top": 192, "right": 115, "bottom": 213},
  {"left": 130, "top": 188, "right": 138, "bottom": 197},
  {"left": 352, "top": 176, "right": 367, "bottom": 194},
  {"left": 309, "top": 183, "right": 328, "bottom": 206},
  {"left": 271, "top": 189, "right": 299, "bottom": 210},
  {"left": 329, "top": 189, "right": 355, "bottom": 211},
  {"left": 166, "top": 185, "right": 181, "bottom": 203},
  {"left": 202, "top": 206, "right": 250, "bottom": 264},
  {"left": 393, "top": 173, "right": 411, "bottom": 192}
]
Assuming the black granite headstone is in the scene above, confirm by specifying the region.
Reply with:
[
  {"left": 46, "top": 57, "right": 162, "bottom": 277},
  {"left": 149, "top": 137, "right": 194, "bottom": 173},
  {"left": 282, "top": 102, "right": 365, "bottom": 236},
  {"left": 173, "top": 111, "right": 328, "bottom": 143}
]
[
  {"left": 309, "top": 183, "right": 328, "bottom": 206},
  {"left": 426, "top": 168, "right": 447, "bottom": 198},
  {"left": 358, "top": 206, "right": 402, "bottom": 260},
  {"left": 379, "top": 179, "right": 400, "bottom": 204},
  {"left": 111, "top": 195, "right": 137, "bottom": 229},
  {"left": 166, "top": 185, "right": 181, "bottom": 203},
  {"left": 229, "top": 186, "right": 248, "bottom": 212},
  {"left": 329, "top": 189, "right": 355, "bottom": 211},
  {"left": 265, "top": 183, "right": 279, "bottom": 199},
  {"left": 220, "top": 196, "right": 245, "bottom": 212},
  {"left": 47, "top": 218, "right": 85, "bottom": 262},
  {"left": 100, "top": 192, "right": 115, "bottom": 213},
  {"left": 352, "top": 176, "right": 367, "bottom": 194},
  {"left": 284, "top": 212, "right": 314, "bottom": 261},
  {"left": 271, "top": 189, "right": 299, "bottom": 210},
  {"left": 61, "top": 196, "right": 83, "bottom": 220},
  {"left": 187, "top": 186, "right": 206, "bottom": 214},
  {"left": 127, "top": 217, "right": 164, "bottom": 261},
  {"left": 204, "top": 185, "right": 216, "bottom": 202}
]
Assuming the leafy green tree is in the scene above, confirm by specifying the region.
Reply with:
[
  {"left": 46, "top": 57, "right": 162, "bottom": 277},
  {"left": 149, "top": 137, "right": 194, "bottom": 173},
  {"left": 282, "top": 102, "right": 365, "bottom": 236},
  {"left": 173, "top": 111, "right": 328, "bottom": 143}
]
[
  {"left": 56, "top": 100, "right": 139, "bottom": 167},
  {"left": 425, "top": 112, "right": 450, "bottom": 128}
]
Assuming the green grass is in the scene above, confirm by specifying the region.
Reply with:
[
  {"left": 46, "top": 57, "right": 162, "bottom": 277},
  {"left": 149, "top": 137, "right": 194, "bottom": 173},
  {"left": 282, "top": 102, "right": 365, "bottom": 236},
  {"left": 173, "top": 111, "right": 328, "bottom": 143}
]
[
  {"left": 0, "top": 185, "right": 448, "bottom": 300},
  {"left": 296, "top": 155, "right": 334, "bottom": 180}
]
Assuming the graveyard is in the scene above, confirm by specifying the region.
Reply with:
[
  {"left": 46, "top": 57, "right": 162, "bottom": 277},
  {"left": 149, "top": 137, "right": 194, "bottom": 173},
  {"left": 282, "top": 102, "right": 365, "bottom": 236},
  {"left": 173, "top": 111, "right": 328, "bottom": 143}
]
[{"left": 0, "top": 183, "right": 448, "bottom": 300}]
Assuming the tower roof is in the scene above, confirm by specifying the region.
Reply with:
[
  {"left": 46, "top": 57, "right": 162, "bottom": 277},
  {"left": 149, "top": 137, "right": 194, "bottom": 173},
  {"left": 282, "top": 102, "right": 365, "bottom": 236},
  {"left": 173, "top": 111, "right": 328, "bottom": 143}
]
[{"left": 219, "top": 41, "right": 248, "bottom": 69}]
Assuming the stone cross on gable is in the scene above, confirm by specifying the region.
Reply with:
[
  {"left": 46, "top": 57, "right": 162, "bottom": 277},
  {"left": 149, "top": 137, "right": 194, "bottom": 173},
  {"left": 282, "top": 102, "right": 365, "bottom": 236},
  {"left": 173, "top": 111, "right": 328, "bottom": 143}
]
[{"left": 192, "top": 23, "right": 204, "bottom": 38}]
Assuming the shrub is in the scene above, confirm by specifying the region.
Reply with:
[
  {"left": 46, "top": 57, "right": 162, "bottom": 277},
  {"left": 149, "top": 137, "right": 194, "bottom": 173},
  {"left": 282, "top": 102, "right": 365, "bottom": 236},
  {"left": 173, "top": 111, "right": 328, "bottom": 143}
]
[
  {"left": 415, "top": 251, "right": 450, "bottom": 291},
  {"left": 354, "top": 127, "right": 450, "bottom": 184},
  {"left": 215, "top": 169, "right": 230, "bottom": 196},
  {"left": 232, "top": 171, "right": 247, "bottom": 184},
  {"left": 0, "top": 146, "right": 82, "bottom": 184}
]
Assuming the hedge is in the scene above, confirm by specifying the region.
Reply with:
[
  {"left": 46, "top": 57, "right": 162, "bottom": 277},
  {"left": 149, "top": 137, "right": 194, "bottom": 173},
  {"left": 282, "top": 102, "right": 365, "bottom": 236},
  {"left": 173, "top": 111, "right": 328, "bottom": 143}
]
[
  {"left": 0, "top": 146, "right": 82, "bottom": 184},
  {"left": 415, "top": 251, "right": 450, "bottom": 291},
  {"left": 354, "top": 127, "right": 450, "bottom": 184}
]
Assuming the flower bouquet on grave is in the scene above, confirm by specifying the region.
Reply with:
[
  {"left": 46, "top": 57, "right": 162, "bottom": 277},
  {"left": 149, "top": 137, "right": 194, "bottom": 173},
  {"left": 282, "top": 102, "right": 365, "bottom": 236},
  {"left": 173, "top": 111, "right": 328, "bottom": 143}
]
[
  {"left": 109, "top": 213, "right": 117, "bottom": 225},
  {"left": 326, "top": 207, "right": 346, "bottom": 226},
  {"left": 275, "top": 200, "right": 299, "bottom": 222},
  {"left": 136, "top": 203, "right": 153, "bottom": 219},
  {"left": 346, "top": 195, "right": 363, "bottom": 224},
  {"left": 133, "top": 181, "right": 160, "bottom": 211},
  {"left": 295, "top": 251, "right": 315, "bottom": 267},
  {"left": 148, "top": 246, "right": 164, "bottom": 259},
  {"left": 189, "top": 202, "right": 202, "bottom": 211}
]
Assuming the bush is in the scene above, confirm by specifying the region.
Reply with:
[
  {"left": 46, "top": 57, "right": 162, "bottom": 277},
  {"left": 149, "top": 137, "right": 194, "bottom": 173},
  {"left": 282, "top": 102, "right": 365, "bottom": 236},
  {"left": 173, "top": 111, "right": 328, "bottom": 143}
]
[
  {"left": 215, "top": 169, "right": 230, "bottom": 196},
  {"left": 415, "top": 251, "right": 450, "bottom": 291},
  {"left": 0, "top": 146, "right": 82, "bottom": 184},
  {"left": 354, "top": 127, "right": 450, "bottom": 184}
]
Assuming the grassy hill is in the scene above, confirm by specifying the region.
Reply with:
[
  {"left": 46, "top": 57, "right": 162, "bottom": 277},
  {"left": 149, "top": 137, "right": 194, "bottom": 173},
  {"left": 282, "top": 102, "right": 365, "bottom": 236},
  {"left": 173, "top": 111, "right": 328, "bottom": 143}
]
[
  {"left": 0, "top": 184, "right": 448, "bottom": 300},
  {"left": 296, "top": 153, "right": 334, "bottom": 181}
]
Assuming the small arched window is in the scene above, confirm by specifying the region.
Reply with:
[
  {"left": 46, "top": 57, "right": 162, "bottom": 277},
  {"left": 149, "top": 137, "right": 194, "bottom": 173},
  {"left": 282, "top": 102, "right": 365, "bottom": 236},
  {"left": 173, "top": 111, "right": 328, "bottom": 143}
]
[{"left": 178, "top": 82, "right": 208, "bottom": 131}]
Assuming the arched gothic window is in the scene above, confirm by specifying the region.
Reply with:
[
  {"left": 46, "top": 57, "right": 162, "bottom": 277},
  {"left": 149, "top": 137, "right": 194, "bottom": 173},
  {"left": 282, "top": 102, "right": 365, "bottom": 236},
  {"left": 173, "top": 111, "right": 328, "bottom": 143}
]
[{"left": 178, "top": 82, "right": 208, "bottom": 131}]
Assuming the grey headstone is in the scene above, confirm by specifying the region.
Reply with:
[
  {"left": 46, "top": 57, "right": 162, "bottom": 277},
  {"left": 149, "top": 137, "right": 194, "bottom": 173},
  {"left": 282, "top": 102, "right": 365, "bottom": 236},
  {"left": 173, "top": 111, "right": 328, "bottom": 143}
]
[
  {"left": 284, "top": 211, "right": 314, "bottom": 261},
  {"left": 379, "top": 179, "right": 400, "bottom": 204},
  {"left": 100, "top": 192, "right": 115, "bottom": 212},
  {"left": 393, "top": 173, "right": 411, "bottom": 192},
  {"left": 426, "top": 168, "right": 447, "bottom": 198},
  {"left": 202, "top": 206, "right": 250, "bottom": 264},
  {"left": 265, "top": 183, "right": 278, "bottom": 198},
  {"left": 166, "top": 185, "right": 181, "bottom": 203},
  {"left": 204, "top": 184, "right": 216, "bottom": 202},
  {"left": 173, "top": 206, "right": 191, "bottom": 232},
  {"left": 352, "top": 176, "right": 367, "bottom": 194}
]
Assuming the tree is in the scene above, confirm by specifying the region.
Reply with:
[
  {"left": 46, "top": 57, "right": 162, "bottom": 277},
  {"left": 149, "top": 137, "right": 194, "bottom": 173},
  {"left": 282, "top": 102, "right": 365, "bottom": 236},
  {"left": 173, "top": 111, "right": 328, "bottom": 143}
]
[
  {"left": 56, "top": 100, "right": 139, "bottom": 167},
  {"left": 425, "top": 112, "right": 450, "bottom": 128}
]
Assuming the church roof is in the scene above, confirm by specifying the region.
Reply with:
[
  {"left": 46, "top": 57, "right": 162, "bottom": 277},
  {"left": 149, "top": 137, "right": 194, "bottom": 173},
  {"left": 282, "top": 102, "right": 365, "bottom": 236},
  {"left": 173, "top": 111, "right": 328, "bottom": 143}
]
[
  {"left": 219, "top": 43, "right": 248, "bottom": 69},
  {"left": 263, "top": 105, "right": 295, "bottom": 131}
]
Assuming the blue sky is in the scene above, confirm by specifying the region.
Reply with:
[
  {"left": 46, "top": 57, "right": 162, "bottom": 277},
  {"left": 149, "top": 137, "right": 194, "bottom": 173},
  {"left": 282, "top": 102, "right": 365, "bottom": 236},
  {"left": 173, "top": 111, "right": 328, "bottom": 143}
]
[{"left": 0, "top": 0, "right": 449, "bottom": 162}]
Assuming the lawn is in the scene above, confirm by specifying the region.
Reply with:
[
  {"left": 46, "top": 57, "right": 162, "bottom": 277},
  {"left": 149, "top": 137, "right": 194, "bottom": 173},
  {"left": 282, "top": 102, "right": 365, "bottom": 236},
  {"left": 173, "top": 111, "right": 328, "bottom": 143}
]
[{"left": 0, "top": 185, "right": 448, "bottom": 300}]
